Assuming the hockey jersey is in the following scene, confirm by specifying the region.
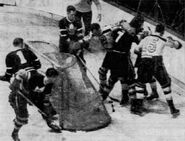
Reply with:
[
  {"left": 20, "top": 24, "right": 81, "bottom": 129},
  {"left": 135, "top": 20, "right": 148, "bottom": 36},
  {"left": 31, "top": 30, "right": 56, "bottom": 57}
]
[
  {"left": 59, "top": 17, "right": 83, "bottom": 41},
  {"left": 5, "top": 47, "right": 41, "bottom": 81},
  {"left": 11, "top": 69, "right": 53, "bottom": 96},
  {"left": 102, "top": 28, "right": 139, "bottom": 70},
  {"left": 135, "top": 34, "right": 176, "bottom": 58}
]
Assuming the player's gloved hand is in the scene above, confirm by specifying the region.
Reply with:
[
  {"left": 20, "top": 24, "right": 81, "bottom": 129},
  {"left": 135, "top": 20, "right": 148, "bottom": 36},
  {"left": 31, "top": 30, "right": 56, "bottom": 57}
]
[
  {"left": 69, "top": 41, "right": 81, "bottom": 54},
  {"left": 9, "top": 79, "right": 20, "bottom": 91},
  {"left": 142, "top": 31, "right": 149, "bottom": 38},
  {"left": 78, "top": 39, "right": 83, "bottom": 43},
  {"left": 83, "top": 34, "right": 91, "bottom": 42},
  {"left": 0, "top": 75, "right": 10, "bottom": 82},
  {"left": 167, "top": 36, "right": 182, "bottom": 49},
  {"left": 34, "top": 87, "right": 44, "bottom": 93},
  {"left": 99, "top": 34, "right": 108, "bottom": 47},
  {"left": 43, "top": 94, "right": 51, "bottom": 106},
  {"left": 174, "top": 40, "right": 182, "bottom": 49},
  {"left": 167, "top": 36, "right": 174, "bottom": 42}
]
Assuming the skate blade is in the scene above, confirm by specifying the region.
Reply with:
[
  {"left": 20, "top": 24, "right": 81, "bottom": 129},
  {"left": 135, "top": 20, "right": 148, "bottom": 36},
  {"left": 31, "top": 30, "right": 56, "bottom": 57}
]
[{"left": 131, "top": 111, "right": 145, "bottom": 117}]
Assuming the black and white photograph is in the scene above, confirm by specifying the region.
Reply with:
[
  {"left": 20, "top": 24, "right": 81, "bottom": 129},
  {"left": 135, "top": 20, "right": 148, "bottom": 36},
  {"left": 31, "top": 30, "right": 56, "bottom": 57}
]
[{"left": 0, "top": 0, "right": 184, "bottom": 141}]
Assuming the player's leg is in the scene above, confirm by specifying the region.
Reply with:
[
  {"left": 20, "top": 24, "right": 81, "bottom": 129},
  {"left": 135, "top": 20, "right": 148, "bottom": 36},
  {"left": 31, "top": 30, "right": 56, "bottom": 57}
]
[
  {"left": 120, "top": 81, "right": 129, "bottom": 106},
  {"left": 155, "top": 59, "right": 180, "bottom": 117},
  {"left": 75, "top": 10, "right": 82, "bottom": 22},
  {"left": 133, "top": 58, "right": 153, "bottom": 115},
  {"left": 98, "top": 66, "right": 108, "bottom": 94},
  {"left": 10, "top": 94, "right": 28, "bottom": 141},
  {"left": 35, "top": 93, "right": 61, "bottom": 133},
  {"left": 147, "top": 77, "right": 159, "bottom": 100},
  {"left": 82, "top": 11, "right": 92, "bottom": 36},
  {"left": 41, "top": 104, "right": 61, "bottom": 132},
  {"left": 101, "top": 73, "right": 118, "bottom": 101},
  {"left": 120, "top": 57, "right": 136, "bottom": 106}
]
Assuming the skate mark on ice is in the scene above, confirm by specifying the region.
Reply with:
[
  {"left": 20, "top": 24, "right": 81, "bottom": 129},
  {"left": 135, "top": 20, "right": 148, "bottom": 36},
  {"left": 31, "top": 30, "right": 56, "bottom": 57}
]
[{"left": 144, "top": 100, "right": 169, "bottom": 114}]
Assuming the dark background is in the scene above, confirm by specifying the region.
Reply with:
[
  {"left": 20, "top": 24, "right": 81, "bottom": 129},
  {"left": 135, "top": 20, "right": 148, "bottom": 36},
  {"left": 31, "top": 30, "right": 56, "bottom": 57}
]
[{"left": 103, "top": 0, "right": 185, "bottom": 38}]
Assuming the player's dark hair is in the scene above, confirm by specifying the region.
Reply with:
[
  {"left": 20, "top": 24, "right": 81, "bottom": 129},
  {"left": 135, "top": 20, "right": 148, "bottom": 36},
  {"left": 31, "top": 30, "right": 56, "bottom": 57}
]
[
  {"left": 13, "top": 38, "right": 24, "bottom": 47},
  {"left": 46, "top": 68, "right": 59, "bottom": 77},
  {"left": 67, "top": 5, "right": 76, "bottom": 13},
  {"left": 155, "top": 23, "right": 165, "bottom": 33},
  {"left": 90, "top": 23, "right": 100, "bottom": 31},
  {"left": 130, "top": 14, "right": 144, "bottom": 29}
]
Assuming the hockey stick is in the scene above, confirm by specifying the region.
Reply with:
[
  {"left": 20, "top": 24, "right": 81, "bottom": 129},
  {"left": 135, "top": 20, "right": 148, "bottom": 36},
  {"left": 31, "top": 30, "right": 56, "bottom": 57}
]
[
  {"left": 81, "top": 50, "right": 121, "bottom": 103},
  {"left": 76, "top": 55, "right": 116, "bottom": 112},
  {"left": 16, "top": 90, "right": 48, "bottom": 117}
]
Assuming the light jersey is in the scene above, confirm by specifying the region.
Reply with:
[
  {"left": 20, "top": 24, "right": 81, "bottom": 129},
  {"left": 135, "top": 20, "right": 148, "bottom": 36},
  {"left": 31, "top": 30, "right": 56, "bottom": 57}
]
[
  {"left": 137, "top": 34, "right": 168, "bottom": 58},
  {"left": 75, "top": 0, "right": 100, "bottom": 12}
]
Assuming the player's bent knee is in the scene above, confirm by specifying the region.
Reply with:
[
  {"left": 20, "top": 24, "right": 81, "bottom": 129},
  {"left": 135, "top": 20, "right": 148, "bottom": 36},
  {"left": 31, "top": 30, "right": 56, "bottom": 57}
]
[
  {"left": 135, "top": 83, "right": 145, "bottom": 93},
  {"left": 163, "top": 86, "right": 171, "bottom": 95}
]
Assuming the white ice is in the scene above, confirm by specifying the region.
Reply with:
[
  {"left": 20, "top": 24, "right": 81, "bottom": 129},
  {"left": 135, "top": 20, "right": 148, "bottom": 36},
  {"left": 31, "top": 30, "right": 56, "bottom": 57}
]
[{"left": 0, "top": 0, "right": 185, "bottom": 141}]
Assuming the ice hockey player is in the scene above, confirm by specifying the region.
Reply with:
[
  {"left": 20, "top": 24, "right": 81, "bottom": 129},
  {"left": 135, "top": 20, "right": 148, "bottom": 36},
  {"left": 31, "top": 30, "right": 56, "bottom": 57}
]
[
  {"left": 75, "top": 0, "right": 102, "bottom": 35},
  {"left": 0, "top": 38, "right": 41, "bottom": 82},
  {"left": 90, "top": 23, "right": 108, "bottom": 48},
  {"left": 134, "top": 23, "right": 182, "bottom": 117},
  {"left": 98, "top": 15, "right": 144, "bottom": 106},
  {"left": 134, "top": 29, "right": 159, "bottom": 100},
  {"left": 58, "top": 5, "right": 86, "bottom": 63},
  {"left": 9, "top": 68, "right": 61, "bottom": 141}
]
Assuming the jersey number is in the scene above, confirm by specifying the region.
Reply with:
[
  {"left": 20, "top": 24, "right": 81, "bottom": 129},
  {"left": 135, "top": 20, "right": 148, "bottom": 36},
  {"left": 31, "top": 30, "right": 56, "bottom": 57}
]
[
  {"left": 115, "top": 31, "right": 125, "bottom": 43},
  {"left": 146, "top": 38, "right": 159, "bottom": 53},
  {"left": 17, "top": 51, "right": 27, "bottom": 64}
]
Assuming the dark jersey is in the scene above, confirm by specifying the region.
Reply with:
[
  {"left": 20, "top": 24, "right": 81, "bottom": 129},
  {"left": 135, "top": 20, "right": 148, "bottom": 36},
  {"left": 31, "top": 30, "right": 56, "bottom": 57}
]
[
  {"left": 5, "top": 47, "right": 41, "bottom": 80},
  {"left": 13, "top": 70, "right": 53, "bottom": 95},
  {"left": 28, "top": 71, "right": 53, "bottom": 95},
  {"left": 102, "top": 28, "right": 139, "bottom": 70},
  {"left": 111, "top": 28, "right": 139, "bottom": 53},
  {"left": 59, "top": 17, "right": 83, "bottom": 41}
]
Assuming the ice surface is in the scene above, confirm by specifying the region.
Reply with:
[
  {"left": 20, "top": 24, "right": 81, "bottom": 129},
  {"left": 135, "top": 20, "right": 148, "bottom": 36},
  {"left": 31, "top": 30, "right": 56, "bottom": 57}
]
[{"left": 0, "top": 0, "right": 185, "bottom": 141}]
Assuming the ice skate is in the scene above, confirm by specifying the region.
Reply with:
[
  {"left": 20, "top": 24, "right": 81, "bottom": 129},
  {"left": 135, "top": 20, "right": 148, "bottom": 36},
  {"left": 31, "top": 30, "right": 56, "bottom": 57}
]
[
  {"left": 46, "top": 121, "right": 62, "bottom": 133},
  {"left": 146, "top": 92, "right": 159, "bottom": 101},
  {"left": 171, "top": 108, "right": 180, "bottom": 118},
  {"left": 11, "top": 130, "right": 20, "bottom": 141}
]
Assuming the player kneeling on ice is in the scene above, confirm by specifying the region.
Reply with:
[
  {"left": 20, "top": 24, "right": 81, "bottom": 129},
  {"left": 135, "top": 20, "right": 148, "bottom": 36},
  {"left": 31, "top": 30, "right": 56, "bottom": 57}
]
[
  {"left": 9, "top": 68, "right": 61, "bottom": 141},
  {"left": 59, "top": 5, "right": 88, "bottom": 72},
  {"left": 133, "top": 23, "right": 182, "bottom": 117}
]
